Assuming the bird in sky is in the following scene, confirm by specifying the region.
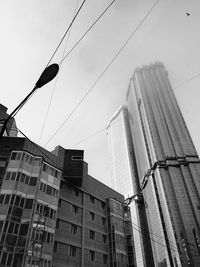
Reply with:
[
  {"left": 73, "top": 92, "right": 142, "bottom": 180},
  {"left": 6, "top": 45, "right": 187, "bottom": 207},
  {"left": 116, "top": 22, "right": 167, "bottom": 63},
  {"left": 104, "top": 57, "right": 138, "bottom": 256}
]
[{"left": 186, "top": 12, "right": 190, "bottom": 16}]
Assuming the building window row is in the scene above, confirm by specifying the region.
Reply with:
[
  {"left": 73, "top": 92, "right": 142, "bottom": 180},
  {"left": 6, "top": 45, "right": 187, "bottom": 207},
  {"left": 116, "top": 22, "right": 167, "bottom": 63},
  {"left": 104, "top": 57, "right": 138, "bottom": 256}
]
[
  {"left": 5, "top": 171, "right": 37, "bottom": 186},
  {"left": 0, "top": 194, "right": 33, "bottom": 209},
  {"left": 11, "top": 151, "right": 41, "bottom": 166},
  {"left": 89, "top": 230, "right": 107, "bottom": 243},
  {"left": 1, "top": 252, "right": 13, "bottom": 266},
  {"left": 39, "top": 182, "right": 58, "bottom": 198},
  {"left": 53, "top": 242, "right": 107, "bottom": 264},
  {"left": 36, "top": 202, "right": 56, "bottom": 220},
  {"left": 42, "top": 163, "right": 60, "bottom": 178}
]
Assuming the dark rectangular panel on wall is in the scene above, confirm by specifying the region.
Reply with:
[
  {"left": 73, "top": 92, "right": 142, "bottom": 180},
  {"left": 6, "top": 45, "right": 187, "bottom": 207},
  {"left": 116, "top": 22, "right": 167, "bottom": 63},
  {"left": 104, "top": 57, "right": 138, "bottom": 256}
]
[{"left": 63, "top": 150, "right": 84, "bottom": 186}]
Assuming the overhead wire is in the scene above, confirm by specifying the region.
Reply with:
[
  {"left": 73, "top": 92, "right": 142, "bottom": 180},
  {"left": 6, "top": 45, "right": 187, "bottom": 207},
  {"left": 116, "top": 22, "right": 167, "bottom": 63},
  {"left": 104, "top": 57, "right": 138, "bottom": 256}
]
[
  {"left": 38, "top": 0, "right": 81, "bottom": 143},
  {"left": 72, "top": 127, "right": 106, "bottom": 147},
  {"left": 112, "top": 209, "right": 199, "bottom": 265},
  {"left": 8, "top": 126, "right": 61, "bottom": 168},
  {"left": 67, "top": 68, "right": 200, "bottom": 149},
  {"left": 44, "top": 0, "right": 161, "bottom": 147},
  {"left": 39, "top": 0, "right": 116, "bottom": 144},
  {"left": 45, "top": 0, "right": 86, "bottom": 67},
  {"left": 173, "top": 71, "right": 200, "bottom": 90},
  {"left": 59, "top": 0, "right": 116, "bottom": 65},
  {"left": 7, "top": 0, "right": 86, "bottom": 122}
]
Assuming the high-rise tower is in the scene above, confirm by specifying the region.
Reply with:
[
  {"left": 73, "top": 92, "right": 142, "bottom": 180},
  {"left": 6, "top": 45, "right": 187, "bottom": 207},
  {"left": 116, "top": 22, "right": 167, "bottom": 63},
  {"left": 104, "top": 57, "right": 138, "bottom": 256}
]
[
  {"left": 126, "top": 62, "right": 200, "bottom": 266},
  {"left": 107, "top": 106, "right": 154, "bottom": 267}
]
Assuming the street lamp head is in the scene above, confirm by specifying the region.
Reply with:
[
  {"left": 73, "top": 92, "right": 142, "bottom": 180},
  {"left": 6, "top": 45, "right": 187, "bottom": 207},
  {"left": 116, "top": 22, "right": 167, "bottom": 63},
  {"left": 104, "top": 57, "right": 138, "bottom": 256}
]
[{"left": 35, "top": 63, "right": 59, "bottom": 88}]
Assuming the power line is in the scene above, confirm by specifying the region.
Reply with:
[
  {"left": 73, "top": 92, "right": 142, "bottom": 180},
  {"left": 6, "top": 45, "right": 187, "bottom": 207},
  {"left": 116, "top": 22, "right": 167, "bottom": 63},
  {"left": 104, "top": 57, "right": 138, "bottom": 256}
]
[
  {"left": 174, "top": 72, "right": 200, "bottom": 90},
  {"left": 9, "top": 126, "right": 61, "bottom": 168},
  {"left": 39, "top": 0, "right": 81, "bottom": 143},
  {"left": 59, "top": 0, "right": 116, "bottom": 65},
  {"left": 44, "top": 0, "right": 161, "bottom": 147},
  {"left": 112, "top": 209, "right": 199, "bottom": 265},
  {"left": 46, "top": 0, "right": 86, "bottom": 67},
  {"left": 73, "top": 127, "right": 106, "bottom": 147}
]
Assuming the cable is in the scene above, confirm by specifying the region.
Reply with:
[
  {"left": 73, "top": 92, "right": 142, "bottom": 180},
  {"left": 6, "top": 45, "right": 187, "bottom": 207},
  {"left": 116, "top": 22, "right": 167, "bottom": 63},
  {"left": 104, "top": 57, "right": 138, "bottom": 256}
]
[
  {"left": 59, "top": 0, "right": 116, "bottom": 65},
  {"left": 44, "top": 0, "right": 161, "bottom": 147},
  {"left": 39, "top": 0, "right": 116, "bottom": 143},
  {"left": 46, "top": 0, "right": 86, "bottom": 67},
  {"left": 174, "top": 72, "right": 200, "bottom": 91},
  {"left": 72, "top": 127, "right": 106, "bottom": 147},
  {"left": 39, "top": 0, "right": 81, "bottom": 143},
  {"left": 112, "top": 209, "right": 199, "bottom": 265},
  {"left": 8, "top": 126, "right": 61, "bottom": 168},
  {"left": 6, "top": 0, "right": 85, "bottom": 122}
]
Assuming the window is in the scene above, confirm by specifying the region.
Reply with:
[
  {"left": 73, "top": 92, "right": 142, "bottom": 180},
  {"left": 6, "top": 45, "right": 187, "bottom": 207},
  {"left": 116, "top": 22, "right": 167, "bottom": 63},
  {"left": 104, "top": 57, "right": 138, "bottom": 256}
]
[
  {"left": 71, "top": 156, "right": 83, "bottom": 161},
  {"left": 25, "top": 175, "right": 29, "bottom": 185},
  {"left": 11, "top": 172, "right": 16, "bottom": 180},
  {"left": 102, "top": 234, "right": 107, "bottom": 243},
  {"left": 89, "top": 230, "right": 95, "bottom": 240},
  {"left": 101, "top": 201, "right": 105, "bottom": 209},
  {"left": 46, "top": 232, "right": 53, "bottom": 243},
  {"left": 56, "top": 219, "right": 60, "bottom": 229},
  {"left": 19, "top": 197, "right": 25, "bottom": 208},
  {"left": 74, "top": 189, "right": 79, "bottom": 197},
  {"left": 103, "top": 254, "right": 107, "bottom": 264},
  {"left": 5, "top": 172, "right": 11, "bottom": 180},
  {"left": 19, "top": 223, "right": 29, "bottom": 235},
  {"left": 24, "top": 199, "right": 33, "bottom": 209},
  {"left": 0, "top": 195, "right": 5, "bottom": 204},
  {"left": 43, "top": 163, "right": 47, "bottom": 172},
  {"left": 90, "top": 195, "right": 95, "bottom": 204},
  {"left": 102, "top": 217, "right": 106, "bottom": 226},
  {"left": 16, "top": 173, "right": 21, "bottom": 181},
  {"left": 4, "top": 195, "right": 10, "bottom": 204},
  {"left": 0, "top": 221, "right": 4, "bottom": 232},
  {"left": 16, "top": 153, "right": 22, "bottom": 161},
  {"left": 46, "top": 185, "right": 52, "bottom": 195},
  {"left": 40, "top": 182, "right": 43, "bottom": 191},
  {"left": 58, "top": 199, "right": 62, "bottom": 208},
  {"left": 34, "top": 158, "right": 41, "bottom": 166},
  {"left": 89, "top": 250, "right": 95, "bottom": 261},
  {"left": 72, "top": 205, "right": 78, "bottom": 214},
  {"left": 29, "top": 177, "right": 37, "bottom": 186},
  {"left": 55, "top": 170, "right": 58, "bottom": 178},
  {"left": 90, "top": 212, "right": 95, "bottom": 221},
  {"left": 71, "top": 224, "right": 78, "bottom": 234},
  {"left": 11, "top": 152, "right": 17, "bottom": 160},
  {"left": 69, "top": 246, "right": 76, "bottom": 257},
  {"left": 54, "top": 241, "right": 58, "bottom": 252},
  {"left": 60, "top": 181, "right": 64, "bottom": 189},
  {"left": 20, "top": 173, "right": 25, "bottom": 183},
  {"left": 43, "top": 183, "right": 47, "bottom": 193},
  {"left": 14, "top": 195, "right": 20, "bottom": 206}
]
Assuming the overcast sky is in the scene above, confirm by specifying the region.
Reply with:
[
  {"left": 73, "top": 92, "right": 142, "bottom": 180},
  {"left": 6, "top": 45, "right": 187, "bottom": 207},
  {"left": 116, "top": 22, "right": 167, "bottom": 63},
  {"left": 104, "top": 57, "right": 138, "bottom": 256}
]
[{"left": 1, "top": 0, "right": 200, "bottom": 186}]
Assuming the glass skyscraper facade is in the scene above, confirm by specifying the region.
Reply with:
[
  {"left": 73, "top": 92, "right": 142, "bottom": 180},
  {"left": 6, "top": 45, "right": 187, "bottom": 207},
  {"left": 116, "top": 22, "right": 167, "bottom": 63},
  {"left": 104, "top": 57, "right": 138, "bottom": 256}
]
[
  {"left": 107, "top": 106, "right": 154, "bottom": 267},
  {"left": 126, "top": 62, "right": 200, "bottom": 266}
]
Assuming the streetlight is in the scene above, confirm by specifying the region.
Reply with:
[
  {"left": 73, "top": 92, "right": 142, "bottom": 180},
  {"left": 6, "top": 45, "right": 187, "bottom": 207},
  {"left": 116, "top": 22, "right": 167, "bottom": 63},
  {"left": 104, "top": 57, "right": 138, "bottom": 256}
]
[{"left": 0, "top": 63, "right": 59, "bottom": 138}]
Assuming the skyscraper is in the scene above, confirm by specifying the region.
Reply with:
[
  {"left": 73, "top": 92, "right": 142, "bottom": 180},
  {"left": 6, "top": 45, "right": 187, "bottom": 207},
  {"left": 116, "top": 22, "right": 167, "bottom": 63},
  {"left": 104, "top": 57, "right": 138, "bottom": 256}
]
[
  {"left": 107, "top": 106, "right": 154, "bottom": 267},
  {"left": 126, "top": 62, "right": 200, "bottom": 266}
]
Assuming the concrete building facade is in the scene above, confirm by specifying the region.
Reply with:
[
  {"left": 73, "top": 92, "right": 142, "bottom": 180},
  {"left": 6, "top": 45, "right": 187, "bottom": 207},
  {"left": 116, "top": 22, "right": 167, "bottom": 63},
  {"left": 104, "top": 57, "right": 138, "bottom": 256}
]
[{"left": 0, "top": 104, "right": 136, "bottom": 267}]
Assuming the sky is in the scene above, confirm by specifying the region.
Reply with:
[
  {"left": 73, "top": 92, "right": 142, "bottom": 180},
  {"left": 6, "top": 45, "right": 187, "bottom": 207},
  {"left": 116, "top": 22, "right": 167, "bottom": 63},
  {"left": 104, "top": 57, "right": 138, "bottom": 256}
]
[{"left": 1, "top": 0, "right": 200, "bottom": 187}]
